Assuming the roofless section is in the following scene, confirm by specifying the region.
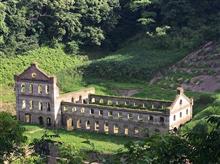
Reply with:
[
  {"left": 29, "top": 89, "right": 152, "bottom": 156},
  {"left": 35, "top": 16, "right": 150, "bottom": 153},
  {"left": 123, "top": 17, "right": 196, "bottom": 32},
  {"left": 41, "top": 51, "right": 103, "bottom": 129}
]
[{"left": 88, "top": 94, "right": 173, "bottom": 111}]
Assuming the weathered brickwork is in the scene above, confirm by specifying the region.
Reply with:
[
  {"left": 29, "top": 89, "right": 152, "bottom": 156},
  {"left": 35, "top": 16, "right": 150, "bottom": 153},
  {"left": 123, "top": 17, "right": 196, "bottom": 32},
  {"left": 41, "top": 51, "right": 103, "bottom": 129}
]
[{"left": 15, "top": 64, "right": 193, "bottom": 138}]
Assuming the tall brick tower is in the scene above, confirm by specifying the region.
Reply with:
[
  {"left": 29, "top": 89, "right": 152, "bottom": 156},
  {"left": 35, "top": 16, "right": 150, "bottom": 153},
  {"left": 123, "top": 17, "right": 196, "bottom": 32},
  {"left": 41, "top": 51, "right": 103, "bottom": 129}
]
[{"left": 14, "top": 63, "right": 60, "bottom": 127}]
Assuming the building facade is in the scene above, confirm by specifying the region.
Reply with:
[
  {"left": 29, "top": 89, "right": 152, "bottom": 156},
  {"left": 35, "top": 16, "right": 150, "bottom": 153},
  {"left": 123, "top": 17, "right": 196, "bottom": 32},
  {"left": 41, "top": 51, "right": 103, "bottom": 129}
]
[{"left": 15, "top": 64, "right": 193, "bottom": 138}]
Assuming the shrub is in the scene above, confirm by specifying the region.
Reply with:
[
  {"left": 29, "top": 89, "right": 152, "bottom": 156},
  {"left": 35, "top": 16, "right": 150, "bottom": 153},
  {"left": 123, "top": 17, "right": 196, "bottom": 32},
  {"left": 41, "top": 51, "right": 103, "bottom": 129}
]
[{"left": 65, "top": 41, "right": 80, "bottom": 55}]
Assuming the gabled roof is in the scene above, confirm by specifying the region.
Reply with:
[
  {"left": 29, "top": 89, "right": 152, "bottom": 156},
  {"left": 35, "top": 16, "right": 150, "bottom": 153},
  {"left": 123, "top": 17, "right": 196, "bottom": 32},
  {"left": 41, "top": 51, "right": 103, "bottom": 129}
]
[{"left": 14, "top": 63, "right": 54, "bottom": 82}]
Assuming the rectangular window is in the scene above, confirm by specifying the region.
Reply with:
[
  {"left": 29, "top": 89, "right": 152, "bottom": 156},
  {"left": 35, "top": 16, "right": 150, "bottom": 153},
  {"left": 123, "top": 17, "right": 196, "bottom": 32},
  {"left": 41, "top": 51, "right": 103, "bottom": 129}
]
[
  {"left": 138, "top": 115, "right": 143, "bottom": 121},
  {"left": 108, "top": 111, "right": 113, "bottom": 117},
  {"left": 173, "top": 115, "right": 176, "bottom": 121},
  {"left": 180, "top": 112, "right": 182, "bottom": 118},
  {"left": 90, "top": 109, "right": 94, "bottom": 114},
  {"left": 128, "top": 113, "right": 133, "bottom": 119},
  {"left": 118, "top": 112, "right": 123, "bottom": 118},
  {"left": 22, "top": 100, "right": 26, "bottom": 109},
  {"left": 45, "top": 85, "right": 49, "bottom": 94},
  {"left": 29, "top": 100, "right": 33, "bottom": 110},
  {"left": 29, "top": 84, "right": 33, "bottom": 93},
  {"left": 160, "top": 117, "right": 164, "bottom": 123},
  {"left": 99, "top": 110, "right": 103, "bottom": 116},
  {"left": 38, "top": 85, "right": 43, "bottom": 94},
  {"left": 186, "top": 109, "right": 189, "bottom": 115}
]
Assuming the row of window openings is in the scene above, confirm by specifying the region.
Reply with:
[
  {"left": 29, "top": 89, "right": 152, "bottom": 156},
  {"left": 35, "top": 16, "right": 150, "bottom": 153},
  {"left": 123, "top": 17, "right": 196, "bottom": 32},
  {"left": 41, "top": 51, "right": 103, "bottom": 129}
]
[
  {"left": 93, "top": 98, "right": 166, "bottom": 109},
  {"left": 21, "top": 83, "right": 49, "bottom": 94},
  {"left": 25, "top": 114, "right": 51, "bottom": 126},
  {"left": 65, "top": 107, "right": 165, "bottom": 122},
  {"left": 173, "top": 109, "right": 189, "bottom": 121},
  {"left": 22, "top": 100, "right": 50, "bottom": 111},
  {"left": 76, "top": 120, "right": 140, "bottom": 135}
]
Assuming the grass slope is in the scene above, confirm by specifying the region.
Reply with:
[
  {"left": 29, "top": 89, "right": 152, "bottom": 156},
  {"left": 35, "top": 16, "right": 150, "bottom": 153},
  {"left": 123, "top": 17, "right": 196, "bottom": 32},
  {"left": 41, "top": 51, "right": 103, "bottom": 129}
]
[
  {"left": 23, "top": 124, "right": 136, "bottom": 153},
  {"left": 85, "top": 37, "right": 190, "bottom": 81}
]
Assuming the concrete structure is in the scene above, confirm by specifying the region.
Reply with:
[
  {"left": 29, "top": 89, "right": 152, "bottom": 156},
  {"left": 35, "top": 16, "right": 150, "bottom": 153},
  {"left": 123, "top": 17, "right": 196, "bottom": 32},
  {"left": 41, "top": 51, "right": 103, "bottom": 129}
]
[{"left": 15, "top": 64, "right": 193, "bottom": 138}]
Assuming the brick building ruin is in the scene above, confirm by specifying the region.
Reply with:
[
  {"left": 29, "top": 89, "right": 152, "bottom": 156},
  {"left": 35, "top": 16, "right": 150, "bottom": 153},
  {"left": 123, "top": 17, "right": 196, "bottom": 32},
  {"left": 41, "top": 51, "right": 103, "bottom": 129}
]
[{"left": 15, "top": 63, "right": 193, "bottom": 138}]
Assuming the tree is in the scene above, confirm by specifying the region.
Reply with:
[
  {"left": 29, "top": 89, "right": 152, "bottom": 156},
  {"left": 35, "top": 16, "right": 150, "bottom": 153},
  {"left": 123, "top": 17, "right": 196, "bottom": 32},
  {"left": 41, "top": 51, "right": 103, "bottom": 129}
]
[
  {"left": 114, "top": 114, "right": 220, "bottom": 163},
  {"left": 0, "top": 112, "right": 26, "bottom": 163}
]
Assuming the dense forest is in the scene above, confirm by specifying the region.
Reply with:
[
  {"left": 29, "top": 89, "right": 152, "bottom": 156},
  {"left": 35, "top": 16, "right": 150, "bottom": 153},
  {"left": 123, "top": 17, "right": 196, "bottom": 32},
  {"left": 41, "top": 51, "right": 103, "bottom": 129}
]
[{"left": 1, "top": 0, "right": 220, "bottom": 55}]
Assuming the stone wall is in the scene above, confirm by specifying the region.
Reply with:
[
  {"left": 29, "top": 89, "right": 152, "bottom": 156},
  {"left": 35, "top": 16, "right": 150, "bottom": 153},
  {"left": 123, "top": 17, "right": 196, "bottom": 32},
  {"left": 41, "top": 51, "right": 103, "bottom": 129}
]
[
  {"left": 58, "top": 87, "right": 95, "bottom": 104},
  {"left": 61, "top": 102, "right": 170, "bottom": 138},
  {"left": 89, "top": 94, "right": 172, "bottom": 110}
]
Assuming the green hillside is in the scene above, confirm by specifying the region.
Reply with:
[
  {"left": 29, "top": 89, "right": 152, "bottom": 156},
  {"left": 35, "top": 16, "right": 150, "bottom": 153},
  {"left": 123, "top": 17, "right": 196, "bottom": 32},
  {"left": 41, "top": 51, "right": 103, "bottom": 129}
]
[
  {"left": 0, "top": 36, "right": 197, "bottom": 105},
  {"left": 85, "top": 37, "right": 190, "bottom": 81}
]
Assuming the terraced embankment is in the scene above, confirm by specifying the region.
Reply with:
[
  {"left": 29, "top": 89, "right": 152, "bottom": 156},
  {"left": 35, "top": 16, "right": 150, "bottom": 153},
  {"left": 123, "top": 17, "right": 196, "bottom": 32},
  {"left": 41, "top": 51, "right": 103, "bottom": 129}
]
[{"left": 153, "top": 41, "right": 220, "bottom": 92}]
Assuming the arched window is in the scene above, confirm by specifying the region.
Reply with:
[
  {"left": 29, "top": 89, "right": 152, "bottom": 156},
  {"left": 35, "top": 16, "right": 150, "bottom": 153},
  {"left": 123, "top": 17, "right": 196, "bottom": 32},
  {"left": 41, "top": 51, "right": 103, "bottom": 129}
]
[
  {"left": 104, "top": 122, "right": 109, "bottom": 133},
  {"left": 39, "top": 102, "right": 43, "bottom": 111},
  {"left": 114, "top": 124, "right": 119, "bottom": 134},
  {"left": 160, "top": 117, "right": 164, "bottom": 123},
  {"left": 81, "top": 107, "right": 85, "bottom": 113},
  {"left": 29, "top": 100, "right": 33, "bottom": 110},
  {"left": 86, "top": 120, "right": 90, "bottom": 129},
  {"left": 77, "top": 120, "right": 81, "bottom": 128},
  {"left": 99, "top": 99, "right": 104, "bottom": 104},
  {"left": 38, "top": 116, "right": 44, "bottom": 125},
  {"left": 66, "top": 118, "right": 73, "bottom": 130},
  {"left": 21, "top": 83, "right": 25, "bottom": 93},
  {"left": 91, "top": 98, "right": 95, "bottom": 103},
  {"left": 72, "top": 107, "right": 77, "bottom": 112},
  {"left": 38, "top": 85, "right": 43, "bottom": 94},
  {"left": 47, "top": 103, "right": 50, "bottom": 112},
  {"left": 149, "top": 115, "right": 154, "bottom": 121},
  {"left": 95, "top": 121, "right": 99, "bottom": 131},
  {"left": 107, "top": 100, "right": 112, "bottom": 105},
  {"left": 25, "top": 114, "right": 31, "bottom": 123},
  {"left": 29, "top": 84, "right": 33, "bottom": 93},
  {"left": 63, "top": 106, "right": 67, "bottom": 112},
  {"left": 47, "top": 117, "right": 51, "bottom": 126},
  {"left": 45, "top": 85, "right": 49, "bottom": 94},
  {"left": 134, "top": 128, "right": 139, "bottom": 135},
  {"left": 124, "top": 127, "right": 129, "bottom": 135},
  {"left": 22, "top": 100, "right": 26, "bottom": 110}
]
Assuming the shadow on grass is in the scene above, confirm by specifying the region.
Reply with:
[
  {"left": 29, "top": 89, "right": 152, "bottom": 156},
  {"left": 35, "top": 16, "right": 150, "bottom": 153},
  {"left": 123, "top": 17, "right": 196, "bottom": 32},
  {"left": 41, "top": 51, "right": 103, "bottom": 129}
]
[
  {"left": 22, "top": 123, "right": 138, "bottom": 146},
  {"left": 56, "top": 128, "right": 138, "bottom": 145}
]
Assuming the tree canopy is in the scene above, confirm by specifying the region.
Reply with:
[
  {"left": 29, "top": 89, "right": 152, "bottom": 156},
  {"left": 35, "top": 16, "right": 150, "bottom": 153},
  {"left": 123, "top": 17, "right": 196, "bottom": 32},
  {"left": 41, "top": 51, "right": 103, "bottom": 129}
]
[
  {"left": 0, "top": 112, "right": 26, "bottom": 163},
  {"left": 1, "top": 0, "right": 220, "bottom": 55}
]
